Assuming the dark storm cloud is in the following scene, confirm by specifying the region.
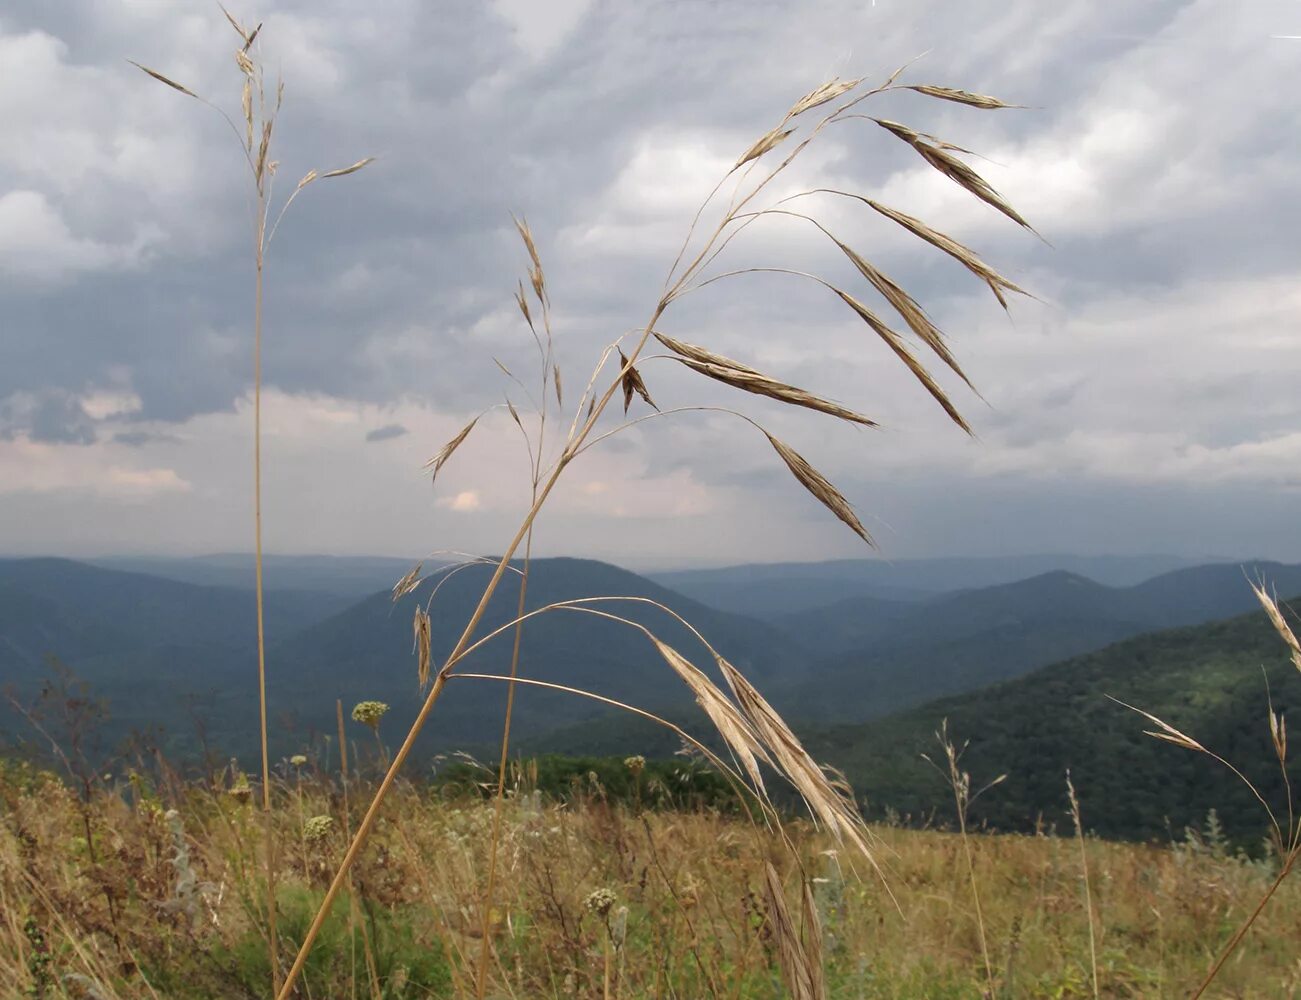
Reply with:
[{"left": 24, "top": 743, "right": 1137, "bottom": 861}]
[{"left": 3, "top": 0, "right": 1301, "bottom": 562}]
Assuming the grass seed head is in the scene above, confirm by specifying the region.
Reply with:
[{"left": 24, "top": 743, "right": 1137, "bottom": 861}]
[
  {"left": 655, "top": 332, "right": 876, "bottom": 427},
  {"left": 736, "top": 125, "right": 795, "bottom": 168},
  {"left": 764, "top": 432, "right": 873, "bottom": 545},
  {"left": 618, "top": 349, "right": 657, "bottom": 414}
]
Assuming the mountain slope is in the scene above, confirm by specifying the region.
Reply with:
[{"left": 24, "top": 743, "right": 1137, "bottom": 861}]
[
  {"left": 802, "top": 598, "right": 1301, "bottom": 842},
  {"left": 0, "top": 558, "right": 349, "bottom": 672},
  {"left": 262, "top": 557, "right": 807, "bottom": 755},
  {"left": 775, "top": 562, "right": 1301, "bottom": 722},
  {"left": 0, "top": 556, "right": 807, "bottom": 761}
]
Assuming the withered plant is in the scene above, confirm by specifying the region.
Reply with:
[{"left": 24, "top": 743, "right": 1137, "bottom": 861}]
[
  {"left": 138, "top": 19, "right": 1036, "bottom": 999},
  {"left": 133, "top": 8, "right": 372, "bottom": 991}
]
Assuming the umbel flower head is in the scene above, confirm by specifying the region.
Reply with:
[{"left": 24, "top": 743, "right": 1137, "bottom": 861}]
[
  {"left": 303, "top": 815, "right": 334, "bottom": 846},
  {"left": 290, "top": 754, "right": 308, "bottom": 768},
  {"left": 228, "top": 770, "right": 251, "bottom": 804},
  {"left": 584, "top": 887, "right": 617, "bottom": 917},
  {"left": 623, "top": 755, "right": 646, "bottom": 776},
  {"left": 351, "top": 700, "right": 390, "bottom": 731}
]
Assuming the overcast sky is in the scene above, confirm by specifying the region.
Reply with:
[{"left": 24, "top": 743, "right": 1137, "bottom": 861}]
[{"left": 1, "top": 0, "right": 1299, "bottom": 569}]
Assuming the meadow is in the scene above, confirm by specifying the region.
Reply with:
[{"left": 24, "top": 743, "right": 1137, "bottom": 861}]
[{"left": 4, "top": 754, "right": 1301, "bottom": 999}]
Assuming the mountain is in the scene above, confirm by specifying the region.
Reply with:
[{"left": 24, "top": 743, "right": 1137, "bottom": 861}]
[
  {"left": 0, "top": 557, "right": 805, "bottom": 762},
  {"left": 91, "top": 554, "right": 426, "bottom": 599},
  {"left": 773, "top": 562, "right": 1301, "bottom": 722},
  {"left": 0, "top": 558, "right": 349, "bottom": 672},
  {"left": 261, "top": 557, "right": 807, "bottom": 756},
  {"left": 0, "top": 558, "right": 356, "bottom": 756},
  {"left": 650, "top": 553, "right": 1208, "bottom": 616},
  {"left": 801, "top": 599, "right": 1301, "bottom": 842}
]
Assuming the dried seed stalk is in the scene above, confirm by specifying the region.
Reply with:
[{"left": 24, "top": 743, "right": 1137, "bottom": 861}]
[
  {"left": 763, "top": 432, "right": 872, "bottom": 545},
  {"left": 902, "top": 84, "right": 1023, "bottom": 109},
  {"left": 649, "top": 639, "right": 772, "bottom": 797},
  {"left": 618, "top": 349, "right": 657, "bottom": 414},
  {"left": 764, "top": 864, "right": 824, "bottom": 1000},
  {"left": 833, "top": 290, "right": 971, "bottom": 433},
  {"left": 425, "top": 416, "right": 479, "bottom": 484},
  {"left": 413, "top": 608, "right": 433, "bottom": 690},
  {"left": 875, "top": 118, "right": 1032, "bottom": 230},
  {"left": 865, "top": 199, "right": 1026, "bottom": 307},
  {"left": 654, "top": 333, "right": 876, "bottom": 427}
]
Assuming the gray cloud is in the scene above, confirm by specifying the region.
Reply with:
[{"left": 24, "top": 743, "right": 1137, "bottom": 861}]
[
  {"left": 365, "top": 423, "right": 408, "bottom": 442},
  {"left": 1, "top": 389, "right": 96, "bottom": 444},
  {"left": 112, "top": 430, "right": 181, "bottom": 448},
  {"left": 2, "top": 0, "right": 1301, "bottom": 564}
]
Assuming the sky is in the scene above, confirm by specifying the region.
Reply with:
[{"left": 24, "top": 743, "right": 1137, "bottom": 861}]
[{"left": 1, "top": 0, "right": 1300, "bottom": 570}]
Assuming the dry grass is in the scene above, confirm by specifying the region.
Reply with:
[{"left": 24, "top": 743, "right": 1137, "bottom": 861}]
[
  {"left": 4, "top": 763, "right": 1301, "bottom": 999},
  {"left": 1115, "top": 583, "right": 1301, "bottom": 998},
  {"left": 194, "top": 44, "right": 1038, "bottom": 997}
]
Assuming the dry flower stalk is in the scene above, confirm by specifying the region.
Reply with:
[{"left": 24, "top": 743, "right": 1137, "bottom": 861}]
[{"left": 252, "top": 63, "right": 1036, "bottom": 998}]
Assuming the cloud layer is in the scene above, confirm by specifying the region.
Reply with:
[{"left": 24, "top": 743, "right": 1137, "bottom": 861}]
[{"left": 2, "top": 0, "right": 1299, "bottom": 566}]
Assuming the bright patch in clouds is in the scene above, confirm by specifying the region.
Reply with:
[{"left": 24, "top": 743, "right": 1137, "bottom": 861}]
[{"left": 438, "top": 490, "right": 482, "bottom": 512}]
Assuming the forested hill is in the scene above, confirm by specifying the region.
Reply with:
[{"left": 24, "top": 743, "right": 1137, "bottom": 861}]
[{"left": 801, "top": 597, "right": 1301, "bottom": 842}]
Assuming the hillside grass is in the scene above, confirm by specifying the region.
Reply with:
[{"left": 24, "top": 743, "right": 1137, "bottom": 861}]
[{"left": 3, "top": 761, "right": 1300, "bottom": 999}]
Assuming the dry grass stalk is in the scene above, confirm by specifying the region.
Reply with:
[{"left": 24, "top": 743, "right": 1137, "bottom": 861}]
[
  {"left": 787, "top": 77, "right": 862, "bottom": 118},
  {"left": 1118, "top": 579, "right": 1301, "bottom": 1000},
  {"left": 135, "top": 20, "right": 371, "bottom": 995},
  {"left": 717, "top": 657, "right": 878, "bottom": 869},
  {"left": 831, "top": 239, "right": 974, "bottom": 393},
  {"left": 736, "top": 125, "right": 795, "bottom": 168},
  {"left": 617, "top": 349, "right": 658, "bottom": 414},
  {"left": 1250, "top": 580, "right": 1301, "bottom": 674},
  {"left": 1108, "top": 698, "right": 1206, "bottom": 753},
  {"left": 764, "top": 862, "right": 825, "bottom": 1000},
  {"left": 763, "top": 433, "right": 873, "bottom": 545},
  {"left": 322, "top": 157, "right": 376, "bottom": 178},
  {"left": 923, "top": 721, "right": 1004, "bottom": 998},
  {"left": 873, "top": 117, "right": 1033, "bottom": 231},
  {"left": 801, "top": 877, "right": 827, "bottom": 1000},
  {"left": 648, "top": 639, "right": 773, "bottom": 799},
  {"left": 425, "top": 416, "right": 479, "bottom": 482},
  {"left": 653, "top": 333, "right": 877, "bottom": 426},
  {"left": 901, "top": 84, "right": 1024, "bottom": 109},
  {"left": 832, "top": 290, "right": 972, "bottom": 433},
  {"left": 413, "top": 608, "right": 433, "bottom": 691},
  {"left": 274, "top": 64, "right": 1034, "bottom": 997},
  {"left": 391, "top": 562, "right": 424, "bottom": 601},
  {"left": 864, "top": 198, "right": 1026, "bottom": 308},
  {"left": 127, "top": 62, "right": 197, "bottom": 98},
  {"left": 1066, "top": 771, "right": 1100, "bottom": 1000}
]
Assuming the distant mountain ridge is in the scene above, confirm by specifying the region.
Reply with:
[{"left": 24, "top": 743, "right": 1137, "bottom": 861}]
[
  {"left": 650, "top": 553, "right": 1215, "bottom": 616},
  {"left": 773, "top": 561, "right": 1301, "bottom": 722},
  {"left": 91, "top": 553, "right": 429, "bottom": 599}
]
